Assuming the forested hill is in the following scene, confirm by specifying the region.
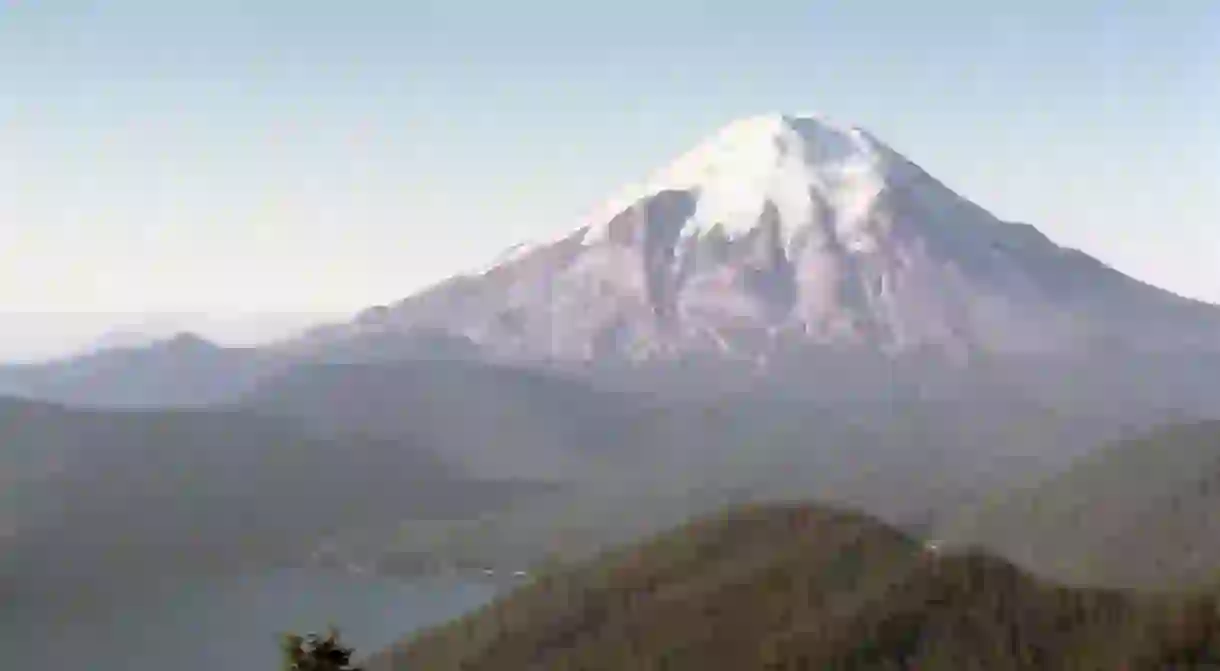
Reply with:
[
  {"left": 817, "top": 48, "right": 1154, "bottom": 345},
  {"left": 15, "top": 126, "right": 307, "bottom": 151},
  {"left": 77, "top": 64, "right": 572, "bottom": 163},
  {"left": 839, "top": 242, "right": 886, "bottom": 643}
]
[{"left": 368, "top": 503, "right": 1220, "bottom": 671}]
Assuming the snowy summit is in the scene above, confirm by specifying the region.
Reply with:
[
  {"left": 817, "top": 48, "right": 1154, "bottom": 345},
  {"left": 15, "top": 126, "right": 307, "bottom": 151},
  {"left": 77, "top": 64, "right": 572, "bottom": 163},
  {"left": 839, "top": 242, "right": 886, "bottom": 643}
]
[{"left": 584, "top": 113, "right": 903, "bottom": 248}]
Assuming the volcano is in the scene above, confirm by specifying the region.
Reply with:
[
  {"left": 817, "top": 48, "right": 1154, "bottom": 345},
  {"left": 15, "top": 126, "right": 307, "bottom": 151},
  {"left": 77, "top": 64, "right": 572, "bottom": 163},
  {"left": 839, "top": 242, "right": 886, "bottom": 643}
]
[{"left": 297, "top": 114, "right": 1220, "bottom": 365}]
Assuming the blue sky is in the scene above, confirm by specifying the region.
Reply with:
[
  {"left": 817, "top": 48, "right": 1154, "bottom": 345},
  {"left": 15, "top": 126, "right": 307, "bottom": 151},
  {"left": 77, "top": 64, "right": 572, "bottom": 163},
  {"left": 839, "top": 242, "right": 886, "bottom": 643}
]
[{"left": 1, "top": 0, "right": 1218, "bottom": 354}]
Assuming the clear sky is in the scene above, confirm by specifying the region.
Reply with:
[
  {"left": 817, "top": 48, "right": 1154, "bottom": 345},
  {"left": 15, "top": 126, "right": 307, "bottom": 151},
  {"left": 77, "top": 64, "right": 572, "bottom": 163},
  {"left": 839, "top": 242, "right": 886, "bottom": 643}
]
[{"left": 2, "top": 1, "right": 1218, "bottom": 357}]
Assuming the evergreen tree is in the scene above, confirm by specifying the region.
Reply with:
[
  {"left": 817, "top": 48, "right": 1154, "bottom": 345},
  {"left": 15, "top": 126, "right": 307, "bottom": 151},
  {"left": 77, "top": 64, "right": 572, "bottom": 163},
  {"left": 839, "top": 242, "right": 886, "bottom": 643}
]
[{"left": 281, "top": 627, "right": 362, "bottom": 671}]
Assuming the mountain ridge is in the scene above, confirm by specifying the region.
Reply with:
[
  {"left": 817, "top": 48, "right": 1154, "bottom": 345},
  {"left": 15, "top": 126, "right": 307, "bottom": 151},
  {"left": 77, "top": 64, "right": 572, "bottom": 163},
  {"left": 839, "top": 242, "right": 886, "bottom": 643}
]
[{"left": 0, "top": 394, "right": 550, "bottom": 606}]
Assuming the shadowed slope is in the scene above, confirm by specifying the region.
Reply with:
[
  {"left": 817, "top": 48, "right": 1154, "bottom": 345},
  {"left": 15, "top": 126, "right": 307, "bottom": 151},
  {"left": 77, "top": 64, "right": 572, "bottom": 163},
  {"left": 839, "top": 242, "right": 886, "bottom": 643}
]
[
  {"left": 943, "top": 421, "right": 1220, "bottom": 589},
  {"left": 0, "top": 397, "right": 547, "bottom": 606},
  {"left": 238, "top": 360, "right": 657, "bottom": 481}
]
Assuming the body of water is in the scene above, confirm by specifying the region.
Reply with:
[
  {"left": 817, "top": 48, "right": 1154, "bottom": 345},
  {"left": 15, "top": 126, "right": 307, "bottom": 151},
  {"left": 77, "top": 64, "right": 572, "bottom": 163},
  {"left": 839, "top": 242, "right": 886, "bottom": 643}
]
[{"left": 2, "top": 569, "right": 499, "bottom": 670}]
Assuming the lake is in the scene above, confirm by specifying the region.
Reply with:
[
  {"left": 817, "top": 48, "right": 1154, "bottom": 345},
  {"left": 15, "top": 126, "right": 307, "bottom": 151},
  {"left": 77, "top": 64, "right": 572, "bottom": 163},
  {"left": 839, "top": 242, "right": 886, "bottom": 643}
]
[{"left": 2, "top": 569, "right": 500, "bottom": 670}]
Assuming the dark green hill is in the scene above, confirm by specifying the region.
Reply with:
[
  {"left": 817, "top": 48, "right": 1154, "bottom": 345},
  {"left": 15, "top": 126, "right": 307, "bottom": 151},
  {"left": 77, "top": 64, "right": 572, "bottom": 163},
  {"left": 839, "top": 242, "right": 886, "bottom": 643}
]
[
  {"left": 367, "top": 504, "right": 1220, "bottom": 671},
  {"left": 941, "top": 420, "right": 1220, "bottom": 589},
  {"left": 0, "top": 397, "right": 546, "bottom": 605}
]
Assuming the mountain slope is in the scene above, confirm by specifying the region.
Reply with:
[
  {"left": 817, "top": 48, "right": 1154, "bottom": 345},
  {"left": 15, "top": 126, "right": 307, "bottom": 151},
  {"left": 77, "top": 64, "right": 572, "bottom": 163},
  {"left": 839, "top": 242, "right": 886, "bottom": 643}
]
[
  {"left": 0, "top": 333, "right": 275, "bottom": 407},
  {"left": 238, "top": 360, "right": 659, "bottom": 481},
  {"left": 337, "top": 389, "right": 1124, "bottom": 583},
  {"left": 367, "top": 503, "right": 1220, "bottom": 671},
  {"left": 0, "top": 397, "right": 547, "bottom": 606},
  {"left": 942, "top": 421, "right": 1220, "bottom": 589},
  {"left": 0, "top": 328, "right": 482, "bottom": 409},
  {"left": 301, "top": 113, "right": 1220, "bottom": 363}
]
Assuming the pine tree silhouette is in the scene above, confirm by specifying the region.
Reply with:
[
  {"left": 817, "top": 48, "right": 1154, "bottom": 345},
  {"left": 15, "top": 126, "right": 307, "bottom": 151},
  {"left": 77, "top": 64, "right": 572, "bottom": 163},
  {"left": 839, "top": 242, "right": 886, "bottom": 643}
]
[{"left": 281, "top": 627, "right": 363, "bottom": 671}]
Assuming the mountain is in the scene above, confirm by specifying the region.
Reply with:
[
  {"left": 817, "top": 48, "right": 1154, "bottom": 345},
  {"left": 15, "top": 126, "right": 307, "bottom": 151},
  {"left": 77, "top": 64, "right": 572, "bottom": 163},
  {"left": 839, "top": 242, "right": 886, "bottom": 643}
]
[
  {"left": 0, "top": 396, "right": 548, "bottom": 607},
  {"left": 366, "top": 503, "right": 1220, "bottom": 670},
  {"left": 300, "top": 113, "right": 1220, "bottom": 365},
  {"left": 1, "top": 349, "right": 1121, "bottom": 601},
  {"left": 6, "top": 113, "right": 1220, "bottom": 415},
  {"left": 0, "top": 333, "right": 276, "bottom": 408},
  {"left": 941, "top": 421, "right": 1220, "bottom": 589},
  {"left": 242, "top": 360, "right": 1082, "bottom": 495},
  {"left": 0, "top": 325, "right": 488, "bottom": 408}
]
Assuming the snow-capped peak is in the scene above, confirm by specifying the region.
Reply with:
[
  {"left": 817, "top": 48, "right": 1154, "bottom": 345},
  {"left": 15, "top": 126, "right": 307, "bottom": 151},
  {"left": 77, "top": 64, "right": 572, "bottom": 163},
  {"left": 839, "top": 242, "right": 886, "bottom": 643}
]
[
  {"left": 308, "top": 111, "right": 1220, "bottom": 363},
  {"left": 582, "top": 113, "right": 903, "bottom": 247}
]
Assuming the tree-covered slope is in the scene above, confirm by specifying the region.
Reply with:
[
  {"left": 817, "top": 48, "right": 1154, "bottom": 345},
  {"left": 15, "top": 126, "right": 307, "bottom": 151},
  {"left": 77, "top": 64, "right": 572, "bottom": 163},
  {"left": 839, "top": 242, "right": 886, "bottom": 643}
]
[{"left": 367, "top": 504, "right": 1220, "bottom": 671}]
